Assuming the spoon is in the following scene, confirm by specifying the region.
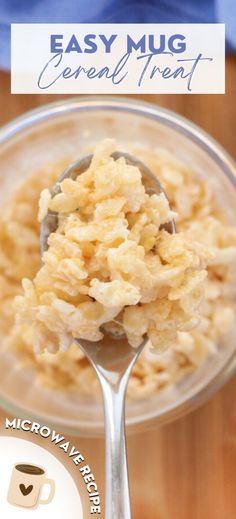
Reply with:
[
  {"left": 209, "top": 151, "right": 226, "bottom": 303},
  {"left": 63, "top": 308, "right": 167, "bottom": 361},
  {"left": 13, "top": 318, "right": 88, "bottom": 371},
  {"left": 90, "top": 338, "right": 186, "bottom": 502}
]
[{"left": 40, "top": 151, "right": 175, "bottom": 519}]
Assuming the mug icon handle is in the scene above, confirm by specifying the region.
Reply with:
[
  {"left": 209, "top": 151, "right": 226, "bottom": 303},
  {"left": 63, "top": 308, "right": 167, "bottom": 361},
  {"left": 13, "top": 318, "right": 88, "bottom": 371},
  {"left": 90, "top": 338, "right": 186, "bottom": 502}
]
[{"left": 39, "top": 478, "right": 55, "bottom": 505}]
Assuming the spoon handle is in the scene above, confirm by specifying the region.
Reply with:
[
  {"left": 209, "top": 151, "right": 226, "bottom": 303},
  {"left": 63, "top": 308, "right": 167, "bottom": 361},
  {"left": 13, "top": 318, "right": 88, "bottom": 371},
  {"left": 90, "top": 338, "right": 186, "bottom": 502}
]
[{"left": 98, "top": 373, "right": 132, "bottom": 519}]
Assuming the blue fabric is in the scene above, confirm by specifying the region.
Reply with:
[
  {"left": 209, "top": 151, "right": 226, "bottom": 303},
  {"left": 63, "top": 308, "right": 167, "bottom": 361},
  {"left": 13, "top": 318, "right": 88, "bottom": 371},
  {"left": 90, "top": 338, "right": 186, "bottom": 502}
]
[{"left": 0, "top": 0, "right": 234, "bottom": 70}]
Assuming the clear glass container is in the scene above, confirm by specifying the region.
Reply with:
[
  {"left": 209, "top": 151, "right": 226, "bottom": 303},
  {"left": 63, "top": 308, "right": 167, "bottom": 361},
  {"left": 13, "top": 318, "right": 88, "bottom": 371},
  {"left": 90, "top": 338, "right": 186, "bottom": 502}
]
[{"left": 0, "top": 96, "right": 235, "bottom": 436}]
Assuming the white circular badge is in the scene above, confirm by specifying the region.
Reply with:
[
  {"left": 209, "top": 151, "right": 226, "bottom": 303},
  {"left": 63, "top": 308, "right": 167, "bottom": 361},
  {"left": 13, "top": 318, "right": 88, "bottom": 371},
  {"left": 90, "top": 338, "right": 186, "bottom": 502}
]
[{"left": 0, "top": 436, "right": 83, "bottom": 518}]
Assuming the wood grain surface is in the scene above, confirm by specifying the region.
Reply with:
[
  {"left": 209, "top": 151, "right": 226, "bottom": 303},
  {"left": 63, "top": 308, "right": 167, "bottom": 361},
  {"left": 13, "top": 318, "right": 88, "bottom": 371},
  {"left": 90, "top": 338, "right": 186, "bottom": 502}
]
[{"left": 0, "top": 57, "right": 236, "bottom": 519}]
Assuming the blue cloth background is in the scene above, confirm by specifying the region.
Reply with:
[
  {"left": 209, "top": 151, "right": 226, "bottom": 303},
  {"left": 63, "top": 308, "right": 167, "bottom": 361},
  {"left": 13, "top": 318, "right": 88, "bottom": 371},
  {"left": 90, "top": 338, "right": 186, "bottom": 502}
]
[{"left": 0, "top": 0, "right": 235, "bottom": 70}]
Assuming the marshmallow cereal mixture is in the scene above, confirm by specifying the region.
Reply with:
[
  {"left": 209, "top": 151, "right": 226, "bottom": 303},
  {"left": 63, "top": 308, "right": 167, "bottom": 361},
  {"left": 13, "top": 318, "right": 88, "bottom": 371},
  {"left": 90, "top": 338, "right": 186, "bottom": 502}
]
[
  {"left": 15, "top": 140, "right": 209, "bottom": 353},
  {"left": 0, "top": 139, "right": 235, "bottom": 399}
]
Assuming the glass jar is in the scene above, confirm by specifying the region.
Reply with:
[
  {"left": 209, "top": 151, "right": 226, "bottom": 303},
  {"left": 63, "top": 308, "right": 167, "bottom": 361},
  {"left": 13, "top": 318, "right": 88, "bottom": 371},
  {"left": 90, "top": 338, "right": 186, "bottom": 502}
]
[{"left": 0, "top": 96, "right": 235, "bottom": 436}]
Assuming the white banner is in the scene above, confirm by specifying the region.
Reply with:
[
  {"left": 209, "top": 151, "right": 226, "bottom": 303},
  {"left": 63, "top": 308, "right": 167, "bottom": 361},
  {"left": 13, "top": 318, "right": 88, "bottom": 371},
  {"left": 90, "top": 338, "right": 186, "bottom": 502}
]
[{"left": 11, "top": 24, "right": 225, "bottom": 94}]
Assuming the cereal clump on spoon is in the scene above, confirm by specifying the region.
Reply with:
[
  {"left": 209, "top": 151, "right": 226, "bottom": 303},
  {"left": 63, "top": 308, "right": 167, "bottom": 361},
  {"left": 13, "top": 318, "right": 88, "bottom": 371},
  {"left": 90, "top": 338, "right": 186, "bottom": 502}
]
[{"left": 15, "top": 139, "right": 211, "bottom": 353}]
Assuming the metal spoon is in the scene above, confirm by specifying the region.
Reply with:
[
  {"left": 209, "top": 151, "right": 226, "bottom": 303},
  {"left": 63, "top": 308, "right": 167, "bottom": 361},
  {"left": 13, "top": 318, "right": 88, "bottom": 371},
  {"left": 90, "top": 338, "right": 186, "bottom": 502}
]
[{"left": 40, "top": 152, "right": 175, "bottom": 519}]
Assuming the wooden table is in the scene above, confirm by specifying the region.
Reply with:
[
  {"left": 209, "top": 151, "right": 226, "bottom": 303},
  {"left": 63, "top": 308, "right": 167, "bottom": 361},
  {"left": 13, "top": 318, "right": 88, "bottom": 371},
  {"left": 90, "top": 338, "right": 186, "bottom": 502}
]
[{"left": 0, "top": 57, "right": 236, "bottom": 518}]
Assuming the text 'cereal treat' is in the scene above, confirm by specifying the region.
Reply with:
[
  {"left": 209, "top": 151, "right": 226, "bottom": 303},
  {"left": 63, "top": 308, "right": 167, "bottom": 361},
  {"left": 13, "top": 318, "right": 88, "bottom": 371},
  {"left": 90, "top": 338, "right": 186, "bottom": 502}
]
[{"left": 15, "top": 139, "right": 210, "bottom": 354}]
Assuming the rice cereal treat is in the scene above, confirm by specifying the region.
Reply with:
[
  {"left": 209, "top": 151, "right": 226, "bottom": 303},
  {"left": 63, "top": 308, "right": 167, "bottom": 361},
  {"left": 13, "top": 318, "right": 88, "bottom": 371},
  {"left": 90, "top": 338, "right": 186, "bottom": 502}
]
[
  {"left": 15, "top": 139, "right": 210, "bottom": 356},
  {"left": 0, "top": 139, "right": 235, "bottom": 399}
]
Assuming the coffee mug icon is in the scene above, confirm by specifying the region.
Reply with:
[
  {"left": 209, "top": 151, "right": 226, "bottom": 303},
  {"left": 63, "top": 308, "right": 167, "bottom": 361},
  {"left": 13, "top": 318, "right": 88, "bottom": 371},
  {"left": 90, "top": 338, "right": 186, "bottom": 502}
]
[{"left": 7, "top": 463, "right": 55, "bottom": 509}]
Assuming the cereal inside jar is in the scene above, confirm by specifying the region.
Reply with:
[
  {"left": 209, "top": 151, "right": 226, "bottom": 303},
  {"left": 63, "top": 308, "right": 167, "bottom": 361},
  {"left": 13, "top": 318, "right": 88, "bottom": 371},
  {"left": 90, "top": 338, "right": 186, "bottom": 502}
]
[{"left": 0, "top": 138, "right": 235, "bottom": 399}]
